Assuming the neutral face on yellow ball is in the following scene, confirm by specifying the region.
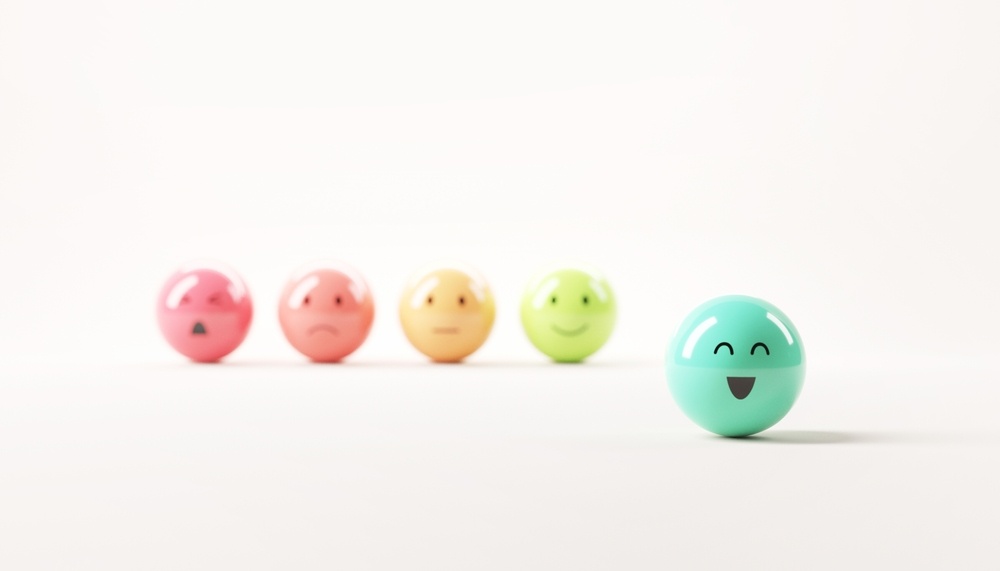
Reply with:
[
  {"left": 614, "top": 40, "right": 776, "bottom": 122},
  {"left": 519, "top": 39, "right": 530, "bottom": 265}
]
[{"left": 399, "top": 267, "right": 495, "bottom": 362}]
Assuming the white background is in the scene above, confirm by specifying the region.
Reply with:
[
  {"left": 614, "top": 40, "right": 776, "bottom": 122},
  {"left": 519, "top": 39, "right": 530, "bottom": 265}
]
[{"left": 1, "top": 1, "right": 999, "bottom": 569}]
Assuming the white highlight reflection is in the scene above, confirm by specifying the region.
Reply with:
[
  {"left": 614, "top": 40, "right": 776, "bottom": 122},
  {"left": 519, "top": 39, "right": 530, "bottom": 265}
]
[
  {"left": 178, "top": 260, "right": 246, "bottom": 300},
  {"left": 291, "top": 261, "right": 370, "bottom": 299},
  {"left": 166, "top": 275, "right": 199, "bottom": 309},
  {"left": 589, "top": 279, "right": 609, "bottom": 302},
  {"left": 288, "top": 275, "right": 320, "bottom": 309},
  {"left": 347, "top": 281, "right": 363, "bottom": 302},
  {"left": 767, "top": 312, "right": 794, "bottom": 345},
  {"left": 467, "top": 279, "right": 486, "bottom": 303},
  {"left": 410, "top": 276, "right": 440, "bottom": 309},
  {"left": 682, "top": 316, "right": 717, "bottom": 359},
  {"left": 532, "top": 278, "right": 560, "bottom": 309}
]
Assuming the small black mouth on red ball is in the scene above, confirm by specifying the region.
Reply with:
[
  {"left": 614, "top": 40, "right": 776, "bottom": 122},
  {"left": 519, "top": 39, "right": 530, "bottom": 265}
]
[
  {"left": 727, "top": 376, "right": 755, "bottom": 399},
  {"left": 192, "top": 322, "right": 207, "bottom": 335}
]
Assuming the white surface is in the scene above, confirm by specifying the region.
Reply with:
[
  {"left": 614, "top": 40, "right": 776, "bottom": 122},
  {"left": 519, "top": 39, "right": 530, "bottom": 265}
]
[
  {"left": 1, "top": 361, "right": 997, "bottom": 569},
  {"left": 2, "top": 0, "right": 1000, "bottom": 568}
]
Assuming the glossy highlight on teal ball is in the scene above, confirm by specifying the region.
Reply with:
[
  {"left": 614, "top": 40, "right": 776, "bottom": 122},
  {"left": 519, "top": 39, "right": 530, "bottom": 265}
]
[{"left": 666, "top": 295, "right": 805, "bottom": 437}]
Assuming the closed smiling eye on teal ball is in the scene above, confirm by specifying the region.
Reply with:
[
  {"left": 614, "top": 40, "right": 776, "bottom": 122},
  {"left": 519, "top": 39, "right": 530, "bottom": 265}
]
[
  {"left": 669, "top": 297, "right": 803, "bottom": 369},
  {"left": 666, "top": 295, "right": 805, "bottom": 437}
]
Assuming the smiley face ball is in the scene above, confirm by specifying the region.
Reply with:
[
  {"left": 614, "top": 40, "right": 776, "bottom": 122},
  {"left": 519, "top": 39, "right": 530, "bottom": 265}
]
[
  {"left": 156, "top": 262, "right": 253, "bottom": 362},
  {"left": 278, "top": 262, "right": 375, "bottom": 362},
  {"left": 399, "top": 265, "right": 495, "bottom": 362},
  {"left": 521, "top": 266, "right": 616, "bottom": 362},
  {"left": 666, "top": 295, "right": 805, "bottom": 437}
]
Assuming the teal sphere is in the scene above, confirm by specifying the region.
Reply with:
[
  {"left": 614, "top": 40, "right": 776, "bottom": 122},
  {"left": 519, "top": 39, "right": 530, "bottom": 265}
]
[{"left": 666, "top": 295, "right": 805, "bottom": 437}]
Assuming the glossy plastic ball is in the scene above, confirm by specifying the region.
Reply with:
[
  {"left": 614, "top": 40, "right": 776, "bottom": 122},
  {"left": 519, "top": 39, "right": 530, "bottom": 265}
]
[
  {"left": 399, "top": 265, "right": 495, "bottom": 363},
  {"left": 278, "top": 262, "right": 375, "bottom": 362},
  {"left": 156, "top": 262, "right": 253, "bottom": 362},
  {"left": 666, "top": 295, "right": 805, "bottom": 437},
  {"left": 520, "top": 266, "right": 616, "bottom": 362}
]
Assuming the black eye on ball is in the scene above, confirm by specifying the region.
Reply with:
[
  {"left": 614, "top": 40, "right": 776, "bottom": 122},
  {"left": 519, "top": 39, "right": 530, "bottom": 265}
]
[
  {"left": 582, "top": 295, "right": 589, "bottom": 305},
  {"left": 335, "top": 295, "right": 342, "bottom": 306},
  {"left": 751, "top": 342, "right": 770, "bottom": 356},
  {"left": 551, "top": 296, "right": 557, "bottom": 304},
  {"left": 427, "top": 296, "right": 434, "bottom": 305},
  {"left": 458, "top": 296, "right": 465, "bottom": 306},
  {"left": 714, "top": 342, "right": 734, "bottom": 355},
  {"left": 303, "top": 296, "right": 311, "bottom": 305}
]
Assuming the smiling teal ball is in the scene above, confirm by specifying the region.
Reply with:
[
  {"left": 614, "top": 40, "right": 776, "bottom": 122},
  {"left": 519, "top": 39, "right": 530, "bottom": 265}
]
[
  {"left": 666, "top": 295, "right": 805, "bottom": 437},
  {"left": 521, "top": 267, "right": 616, "bottom": 362}
]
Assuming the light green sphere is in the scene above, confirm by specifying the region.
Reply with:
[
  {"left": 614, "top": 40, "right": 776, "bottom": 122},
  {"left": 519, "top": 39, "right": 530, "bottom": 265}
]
[
  {"left": 520, "top": 267, "right": 616, "bottom": 362},
  {"left": 666, "top": 295, "right": 805, "bottom": 437}
]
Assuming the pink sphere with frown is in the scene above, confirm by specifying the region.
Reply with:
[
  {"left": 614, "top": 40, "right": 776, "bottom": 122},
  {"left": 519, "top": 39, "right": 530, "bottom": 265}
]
[
  {"left": 278, "top": 262, "right": 375, "bottom": 362},
  {"left": 156, "top": 263, "right": 253, "bottom": 363}
]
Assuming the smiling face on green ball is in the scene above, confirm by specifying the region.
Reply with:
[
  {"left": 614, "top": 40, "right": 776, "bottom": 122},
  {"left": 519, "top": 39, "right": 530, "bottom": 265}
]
[
  {"left": 666, "top": 295, "right": 805, "bottom": 437},
  {"left": 521, "top": 267, "right": 616, "bottom": 362}
]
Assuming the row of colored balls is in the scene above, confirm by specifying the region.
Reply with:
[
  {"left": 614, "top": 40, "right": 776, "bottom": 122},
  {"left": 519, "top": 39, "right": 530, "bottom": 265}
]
[
  {"left": 157, "top": 260, "right": 616, "bottom": 364},
  {"left": 156, "top": 261, "right": 806, "bottom": 437}
]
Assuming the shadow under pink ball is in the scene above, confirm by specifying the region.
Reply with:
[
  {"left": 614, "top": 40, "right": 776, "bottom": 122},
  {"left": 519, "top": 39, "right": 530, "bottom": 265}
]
[
  {"left": 156, "top": 264, "right": 253, "bottom": 362},
  {"left": 278, "top": 264, "right": 375, "bottom": 362}
]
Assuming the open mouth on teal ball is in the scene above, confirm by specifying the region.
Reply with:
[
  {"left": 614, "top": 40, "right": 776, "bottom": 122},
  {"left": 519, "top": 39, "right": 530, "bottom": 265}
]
[{"left": 727, "top": 376, "right": 755, "bottom": 399}]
